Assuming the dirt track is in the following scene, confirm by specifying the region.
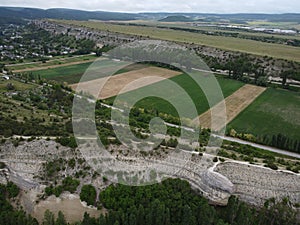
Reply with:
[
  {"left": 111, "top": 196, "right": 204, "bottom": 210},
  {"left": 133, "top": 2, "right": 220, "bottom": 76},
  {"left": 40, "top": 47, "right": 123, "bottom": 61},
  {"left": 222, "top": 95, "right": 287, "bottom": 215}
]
[
  {"left": 70, "top": 66, "right": 181, "bottom": 99},
  {"left": 194, "top": 84, "right": 266, "bottom": 131}
]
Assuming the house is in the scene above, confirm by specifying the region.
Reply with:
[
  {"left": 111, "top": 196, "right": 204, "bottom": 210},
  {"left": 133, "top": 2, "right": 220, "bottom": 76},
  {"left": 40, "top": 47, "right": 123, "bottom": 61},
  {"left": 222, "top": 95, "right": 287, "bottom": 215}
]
[{"left": 1, "top": 75, "right": 9, "bottom": 80}]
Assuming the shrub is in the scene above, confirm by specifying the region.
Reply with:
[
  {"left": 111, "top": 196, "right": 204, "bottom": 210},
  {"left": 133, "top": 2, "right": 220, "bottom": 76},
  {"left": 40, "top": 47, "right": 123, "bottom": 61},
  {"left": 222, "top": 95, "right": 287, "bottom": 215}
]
[
  {"left": 265, "top": 162, "right": 278, "bottom": 170},
  {"left": 80, "top": 184, "right": 96, "bottom": 206},
  {"left": 62, "top": 177, "right": 80, "bottom": 193},
  {"left": 0, "top": 162, "right": 5, "bottom": 169},
  {"left": 6, "top": 182, "right": 19, "bottom": 198}
]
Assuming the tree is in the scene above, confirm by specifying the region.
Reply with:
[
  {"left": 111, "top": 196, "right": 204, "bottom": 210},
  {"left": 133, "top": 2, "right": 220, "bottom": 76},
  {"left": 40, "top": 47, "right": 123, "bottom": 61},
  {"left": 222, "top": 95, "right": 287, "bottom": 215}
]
[
  {"left": 182, "top": 204, "right": 196, "bottom": 225},
  {"left": 280, "top": 71, "right": 291, "bottom": 87},
  {"left": 55, "top": 211, "right": 67, "bottom": 225},
  {"left": 80, "top": 184, "right": 97, "bottom": 206},
  {"left": 6, "top": 182, "right": 19, "bottom": 198},
  {"left": 61, "top": 176, "right": 80, "bottom": 193},
  {"left": 42, "top": 210, "right": 55, "bottom": 225},
  {"left": 6, "top": 83, "right": 15, "bottom": 91},
  {"left": 95, "top": 48, "right": 102, "bottom": 57}
]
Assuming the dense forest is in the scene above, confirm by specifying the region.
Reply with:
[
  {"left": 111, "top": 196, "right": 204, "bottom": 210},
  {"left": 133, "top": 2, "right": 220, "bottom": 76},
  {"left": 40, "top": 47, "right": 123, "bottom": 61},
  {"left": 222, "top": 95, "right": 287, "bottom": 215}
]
[{"left": 0, "top": 179, "right": 298, "bottom": 225}]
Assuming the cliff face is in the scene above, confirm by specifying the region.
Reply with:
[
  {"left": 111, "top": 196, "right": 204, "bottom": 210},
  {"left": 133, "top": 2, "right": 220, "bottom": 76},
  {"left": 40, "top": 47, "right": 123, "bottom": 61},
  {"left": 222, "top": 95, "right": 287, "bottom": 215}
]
[
  {"left": 0, "top": 140, "right": 299, "bottom": 208},
  {"left": 215, "top": 162, "right": 300, "bottom": 206},
  {"left": 0, "top": 140, "right": 74, "bottom": 190},
  {"left": 199, "top": 169, "right": 235, "bottom": 205}
]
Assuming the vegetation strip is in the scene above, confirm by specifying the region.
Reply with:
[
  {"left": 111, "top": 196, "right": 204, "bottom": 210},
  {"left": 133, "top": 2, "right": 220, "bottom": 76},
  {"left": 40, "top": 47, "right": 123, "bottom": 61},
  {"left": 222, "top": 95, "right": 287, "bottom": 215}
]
[{"left": 12, "top": 59, "right": 97, "bottom": 73}]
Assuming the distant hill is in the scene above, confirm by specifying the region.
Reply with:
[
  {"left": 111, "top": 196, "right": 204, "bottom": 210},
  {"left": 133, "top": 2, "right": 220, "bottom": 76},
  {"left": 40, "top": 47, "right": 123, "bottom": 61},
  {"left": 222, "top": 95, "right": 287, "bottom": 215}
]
[
  {"left": 159, "top": 15, "right": 194, "bottom": 22},
  {"left": 0, "top": 7, "right": 138, "bottom": 23},
  {"left": 0, "top": 7, "right": 299, "bottom": 25},
  {"left": 142, "top": 12, "right": 300, "bottom": 23}
]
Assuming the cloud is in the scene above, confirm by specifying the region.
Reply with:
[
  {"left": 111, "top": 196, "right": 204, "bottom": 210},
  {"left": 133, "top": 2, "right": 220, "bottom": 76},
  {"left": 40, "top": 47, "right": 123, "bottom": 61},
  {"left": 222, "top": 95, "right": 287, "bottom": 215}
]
[{"left": 0, "top": 0, "right": 299, "bottom": 13}]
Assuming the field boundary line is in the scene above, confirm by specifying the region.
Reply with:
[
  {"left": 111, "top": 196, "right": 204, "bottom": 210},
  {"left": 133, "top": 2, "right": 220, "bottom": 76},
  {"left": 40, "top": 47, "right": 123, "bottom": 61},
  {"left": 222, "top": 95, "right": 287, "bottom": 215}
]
[
  {"left": 12, "top": 59, "right": 96, "bottom": 73},
  {"left": 70, "top": 66, "right": 182, "bottom": 99},
  {"left": 194, "top": 84, "right": 266, "bottom": 131}
]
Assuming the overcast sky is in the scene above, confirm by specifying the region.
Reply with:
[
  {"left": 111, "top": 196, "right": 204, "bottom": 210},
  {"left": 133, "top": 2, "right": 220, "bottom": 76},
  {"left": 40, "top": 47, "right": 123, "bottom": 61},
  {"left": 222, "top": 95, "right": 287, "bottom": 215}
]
[{"left": 1, "top": 0, "right": 300, "bottom": 13}]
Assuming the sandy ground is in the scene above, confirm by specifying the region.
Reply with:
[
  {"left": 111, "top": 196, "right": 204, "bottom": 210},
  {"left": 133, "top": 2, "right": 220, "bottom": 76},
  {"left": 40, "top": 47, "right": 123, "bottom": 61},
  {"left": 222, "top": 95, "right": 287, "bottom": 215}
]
[
  {"left": 70, "top": 66, "right": 181, "bottom": 99},
  {"left": 194, "top": 84, "right": 266, "bottom": 131},
  {"left": 13, "top": 59, "right": 96, "bottom": 73},
  {"left": 32, "top": 193, "right": 105, "bottom": 224}
]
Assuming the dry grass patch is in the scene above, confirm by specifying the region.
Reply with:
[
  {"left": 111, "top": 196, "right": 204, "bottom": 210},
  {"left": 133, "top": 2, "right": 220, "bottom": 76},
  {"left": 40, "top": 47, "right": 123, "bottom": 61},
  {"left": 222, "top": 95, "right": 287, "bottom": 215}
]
[
  {"left": 194, "top": 84, "right": 266, "bottom": 131},
  {"left": 70, "top": 66, "right": 181, "bottom": 99}
]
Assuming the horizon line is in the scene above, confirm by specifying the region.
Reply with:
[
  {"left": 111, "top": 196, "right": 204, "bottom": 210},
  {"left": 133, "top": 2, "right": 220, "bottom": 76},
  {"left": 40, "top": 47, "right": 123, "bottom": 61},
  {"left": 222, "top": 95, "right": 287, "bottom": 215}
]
[{"left": 1, "top": 5, "right": 300, "bottom": 15}]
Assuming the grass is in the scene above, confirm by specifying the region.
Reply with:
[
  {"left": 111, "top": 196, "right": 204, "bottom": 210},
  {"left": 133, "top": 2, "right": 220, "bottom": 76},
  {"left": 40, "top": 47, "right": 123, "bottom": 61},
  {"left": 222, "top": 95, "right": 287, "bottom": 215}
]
[
  {"left": 125, "top": 20, "right": 300, "bottom": 41},
  {"left": 114, "top": 63, "right": 150, "bottom": 75},
  {"left": 56, "top": 20, "right": 300, "bottom": 62},
  {"left": 30, "top": 62, "right": 93, "bottom": 84},
  {"left": 0, "top": 95, "right": 52, "bottom": 124},
  {"left": 0, "top": 80, "right": 54, "bottom": 124},
  {"left": 229, "top": 88, "right": 300, "bottom": 141},
  {"left": 30, "top": 58, "right": 131, "bottom": 84},
  {"left": 247, "top": 21, "right": 300, "bottom": 29},
  {"left": 108, "top": 73, "right": 244, "bottom": 118},
  {"left": 31, "top": 60, "right": 151, "bottom": 84},
  {"left": 7, "top": 55, "right": 97, "bottom": 71},
  {"left": 0, "top": 79, "right": 35, "bottom": 92}
]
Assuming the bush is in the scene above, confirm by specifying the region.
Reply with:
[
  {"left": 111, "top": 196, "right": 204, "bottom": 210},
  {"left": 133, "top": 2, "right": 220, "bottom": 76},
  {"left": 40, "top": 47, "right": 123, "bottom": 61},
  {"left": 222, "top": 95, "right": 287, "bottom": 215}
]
[
  {"left": 67, "top": 158, "right": 76, "bottom": 169},
  {"left": 265, "top": 162, "right": 278, "bottom": 170},
  {"left": 80, "top": 184, "right": 96, "bottom": 206},
  {"left": 45, "top": 186, "right": 53, "bottom": 196},
  {"left": 62, "top": 177, "right": 80, "bottom": 193},
  {"left": 0, "top": 162, "right": 5, "bottom": 169},
  {"left": 56, "top": 136, "right": 78, "bottom": 148},
  {"left": 53, "top": 185, "right": 63, "bottom": 197},
  {"left": 6, "top": 182, "right": 19, "bottom": 198}
]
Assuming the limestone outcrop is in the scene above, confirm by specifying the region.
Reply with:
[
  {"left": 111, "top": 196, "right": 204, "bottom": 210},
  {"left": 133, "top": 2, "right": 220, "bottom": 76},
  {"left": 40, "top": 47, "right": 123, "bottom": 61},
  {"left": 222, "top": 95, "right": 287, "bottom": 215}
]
[
  {"left": 1, "top": 140, "right": 299, "bottom": 208},
  {"left": 215, "top": 161, "right": 300, "bottom": 206}
]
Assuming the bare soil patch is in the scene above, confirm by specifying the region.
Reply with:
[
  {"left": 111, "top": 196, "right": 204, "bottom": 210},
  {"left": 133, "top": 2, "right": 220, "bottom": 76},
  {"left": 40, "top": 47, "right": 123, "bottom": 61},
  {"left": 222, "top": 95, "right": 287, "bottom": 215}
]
[
  {"left": 194, "top": 84, "right": 266, "bottom": 131},
  {"left": 70, "top": 66, "right": 181, "bottom": 99},
  {"left": 32, "top": 193, "right": 104, "bottom": 224}
]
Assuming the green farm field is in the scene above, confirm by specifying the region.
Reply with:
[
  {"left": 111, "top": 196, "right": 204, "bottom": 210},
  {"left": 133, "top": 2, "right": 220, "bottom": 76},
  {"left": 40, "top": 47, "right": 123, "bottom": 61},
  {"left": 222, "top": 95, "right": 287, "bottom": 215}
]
[
  {"left": 108, "top": 74, "right": 244, "bottom": 118},
  {"left": 7, "top": 54, "right": 97, "bottom": 71},
  {"left": 31, "top": 62, "right": 93, "bottom": 84},
  {"left": 30, "top": 59, "right": 134, "bottom": 84},
  {"left": 56, "top": 20, "right": 300, "bottom": 62},
  {"left": 229, "top": 88, "right": 300, "bottom": 141}
]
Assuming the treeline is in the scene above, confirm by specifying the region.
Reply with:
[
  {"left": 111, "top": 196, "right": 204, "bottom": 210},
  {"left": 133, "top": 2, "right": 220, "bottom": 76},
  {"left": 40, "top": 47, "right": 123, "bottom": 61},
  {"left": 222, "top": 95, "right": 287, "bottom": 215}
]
[
  {"left": 210, "top": 55, "right": 268, "bottom": 87},
  {"left": 281, "top": 70, "right": 300, "bottom": 82},
  {"left": 227, "top": 129, "right": 300, "bottom": 154},
  {"left": 199, "top": 52, "right": 300, "bottom": 88},
  {"left": 1, "top": 178, "right": 298, "bottom": 225},
  {"left": 259, "top": 133, "right": 300, "bottom": 153},
  {"left": 0, "top": 116, "right": 67, "bottom": 137},
  {"left": 40, "top": 178, "right": 298, "bottom": 225}
]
